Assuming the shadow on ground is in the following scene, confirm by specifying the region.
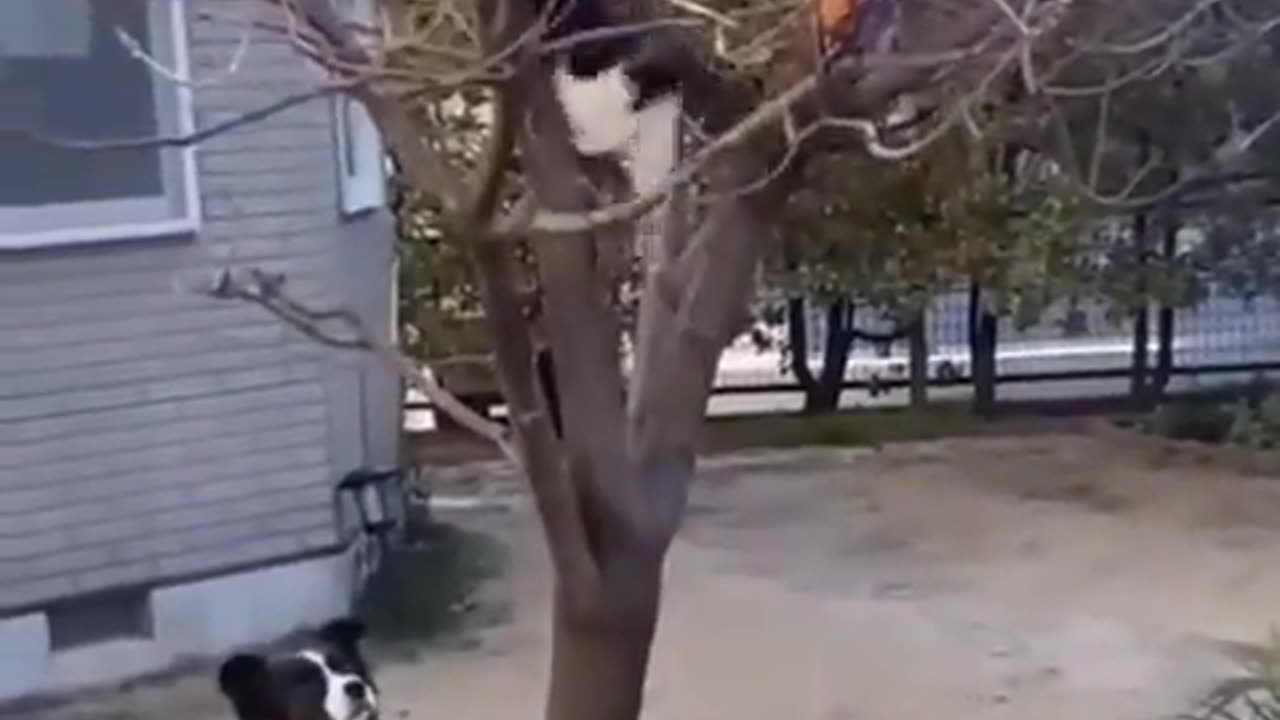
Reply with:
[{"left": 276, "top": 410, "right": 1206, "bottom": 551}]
[{"left": 358, "top": 519, "right": 510, "bottom": 659}]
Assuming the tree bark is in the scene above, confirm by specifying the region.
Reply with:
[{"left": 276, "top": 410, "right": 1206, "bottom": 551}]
[
  {"left": 1127, "top": 130, "right": 1155, "bottom": 406},
  {"left": 1129, "top": 208, "right": 1151, "bottom": 404},
  {"left": 786, "top": 295, "right": 817, "bottom": 393},
  {"left": 545, "top": 544, "right": 664, "bottom": 720},
  {"left": 512, "top": 50, "right": 779, "bottom": 716},
  {"left": 1152, "top": 214, "right": 1179, "bottom": 398},
  {"left": 907, "top": 308, "right": 929, "bottom": 408},
  {"left": 800, "top": 298, "right": 856, "bottom": 413},
  {"left": 1130, "top": 305, "right": 1150, "bottom": 402},
  {"left": 969, "top": 283, "right": 998, "bottom": 418},
  {"left": 786, "top": 296, "right": 859, "bottom": 414},
  {"left": 1153, "top": 305, "right": 1174, "bottom": 397},
  {"left": 535, "top": 347, "right": 565, "bottom": 437}
]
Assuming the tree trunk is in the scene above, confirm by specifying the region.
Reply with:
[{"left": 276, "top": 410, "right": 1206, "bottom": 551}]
[
  {"left": 804, "top": 298, "right": 856, "bottom": 413},
  {"left": 1153, "top": 306, "right": 1174, "bottom": 397},
  {"left": 787, "top": 296, "right": 857, "bottom": 413},
  {"left": 787, "top": 295, "right": 818, "bottom": 394},
  {"left": 907, "top": 309, "right": 928, "bottom": 408},
  {"left": 1129, "top": 209, "right": 1151, "bottom": 403},
  {"left": 1130, "top": 307, "right": 1150, "bottom": 401},
  {"left": 968, "top": 283, "right": 998, "bottom": 418},
  {"left": 545, "top": 545, "right": 664, "bottom": 720},
  {"left": 1152, "top": 213, "right": 1179, "bottom": 398},
  {"left": 535, "top": 347, "right": 565, "bottom": 436}
]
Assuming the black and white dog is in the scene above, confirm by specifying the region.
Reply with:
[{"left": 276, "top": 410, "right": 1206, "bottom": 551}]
[
  {"left": 217, "top": 618, "right": 379, "bottom": 720},
  {"left": 532, "top": 0, "right": 683, "bottom": 226}
]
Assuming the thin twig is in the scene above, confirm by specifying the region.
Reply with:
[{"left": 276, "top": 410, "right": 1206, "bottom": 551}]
[
  {"left": 0, "top": 84, "right": 347, "bottom": 151},
  {"left": 203, "top": 267, "right": 520, "bottom": 465}
]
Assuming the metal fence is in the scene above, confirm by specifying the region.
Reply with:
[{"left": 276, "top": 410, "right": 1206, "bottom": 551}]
[
  {"left": 404, "top": 288, "right": 1280, "bottom": 429},
  {"left": 707, "top": 288, "right": 1280, "bottom": 416}
]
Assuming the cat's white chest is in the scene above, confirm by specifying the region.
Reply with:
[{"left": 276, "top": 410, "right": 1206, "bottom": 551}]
[
  {"left": 551, "top": 63, "right": 642, "bottom": 156},
  {"left": 550, "top": 62, "right": 681, "bottom": 198}
]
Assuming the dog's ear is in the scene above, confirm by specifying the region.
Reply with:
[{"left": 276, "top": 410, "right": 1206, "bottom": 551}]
[
  {"left": 218, "top": 654, "right": 275, "bottom": 718},
  {"left": 318, "top": 617, "right": 374, "bottom": 683},
  {"left": 317, "top": 617, "right": 366, "bottom": 651}
]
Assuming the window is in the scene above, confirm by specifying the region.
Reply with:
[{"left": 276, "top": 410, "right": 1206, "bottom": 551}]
[
  {"left": 331, "top": 0, "right": 388, "bottom": 216},
  {"left": 0, "top": 1, "right": 198, "bottom": 249},
  {"left": 47, "top": 588, "right": 154, "bottom": 651}
]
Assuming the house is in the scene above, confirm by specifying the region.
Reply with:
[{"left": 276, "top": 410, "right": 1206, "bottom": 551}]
[{"left": 0, "top": 0, "right": 401, "bottom": 701}]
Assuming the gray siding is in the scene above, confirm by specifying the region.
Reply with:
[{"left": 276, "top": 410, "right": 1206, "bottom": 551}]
[{"left": 0, "top": 3, "right": 396, "bottom": 612}]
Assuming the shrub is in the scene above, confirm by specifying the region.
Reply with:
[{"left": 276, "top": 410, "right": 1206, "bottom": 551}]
[
  {"left": 1146, "top": 401, "right": 1234, "bottom": 444},
  {"left": 1180, "top": 631, "right": 1280, "bottom": 720},
  {"left": 1146, "top": 381, "right": 1280, "bottom": 449}
]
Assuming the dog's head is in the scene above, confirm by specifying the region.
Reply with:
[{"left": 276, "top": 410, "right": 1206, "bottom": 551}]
[{"left": 217, "top": 618, "right": 379, "bottom": 720}]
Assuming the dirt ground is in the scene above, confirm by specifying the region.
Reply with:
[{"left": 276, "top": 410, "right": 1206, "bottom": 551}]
[{"left": 16, "top": 429, "right": 1280, "bottom": 720}]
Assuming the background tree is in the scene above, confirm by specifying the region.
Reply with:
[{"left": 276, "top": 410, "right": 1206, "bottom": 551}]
[
  {"left": 1024, "top": 0, "right": 1280, "bottom": 404},
  {"left": 769, "top": 132, "right": 1082, "bottom": 415}
]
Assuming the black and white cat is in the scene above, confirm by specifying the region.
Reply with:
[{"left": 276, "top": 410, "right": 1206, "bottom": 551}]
[{"left": 532, "top": 0, "right": 683, "bottom": 233}]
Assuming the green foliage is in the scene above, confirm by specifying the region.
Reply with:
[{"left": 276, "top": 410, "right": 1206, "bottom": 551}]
[
  {"left": 1145, "top": 381, "right": 1280, "bottom": 449},
  {"left": 1040, "top": 8, "right": 1280, "bottom": 315},
  {"left": 389, "top": 89, "right": 492, "bottom": 366},
  {"left": 389, "top": 92, "right": 540, "bottom": 373},
  {"left": 1194, "top": 209, "right": 1280, "bottom": 302},
  {"left": 772, "top": 133, "right": 1086, "bottom": 330},
  {"left": 1146, "top": 400, "right": 1235, "bottom": 444},
  {"left": 1224, "top": 387, "right": 1280, "bottom": 450},
  {"left": 394, "top": 181, "right": 486, "bottom": 363}
]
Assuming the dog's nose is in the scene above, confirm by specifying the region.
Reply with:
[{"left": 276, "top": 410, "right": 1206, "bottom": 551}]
[{"left": 344, "top": 681, "right": 366, "bottom": 701}]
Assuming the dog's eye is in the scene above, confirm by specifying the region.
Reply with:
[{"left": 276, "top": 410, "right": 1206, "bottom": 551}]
[{"left": 289, "top": 664, "right": 323, "bottom": 686}]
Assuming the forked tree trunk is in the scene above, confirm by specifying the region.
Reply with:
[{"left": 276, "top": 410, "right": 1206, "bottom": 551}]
[
  {"left": 545, "top": 546, "right": 664, "bottom": 720},
  {"left": 788, "top": 296, "right": 857, "bottom": 414},
  {"left": 505, "top": 39, "right": 775, "bottom": 714},
  {"left": 279, "top": 3, "right": 983, "bottom": 720}
]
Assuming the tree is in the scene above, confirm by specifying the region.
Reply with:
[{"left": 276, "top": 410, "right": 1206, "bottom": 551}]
[
  {"left": 1026, "top": 0, "right": 1280, "bottom": 403},
  {"left": 767, "top": 128, "right": 1083, "bottom": 415},
  {"left": 71, "top": 1, "right": 1280, "bottom": 718},
  {"left": 772, "top": 160, "right": 933, "bottom": 414},
  {"left": 773, "top": 143, "right": 975, "bottom": 412}
]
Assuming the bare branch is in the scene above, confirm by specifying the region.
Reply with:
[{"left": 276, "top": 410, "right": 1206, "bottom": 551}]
[
  {"left": 1069, "top": 0, "right": 1227, "bottom": 56},
  {"left": 115, "top": 22, "right": 252, "bottom": 89},
  {"left": 1086, "top": 78, "right": 1113, "bottom": 189},
  {"left": 0, "top": 84, "right": 345, "bottom": 151},
  {"left": 1070, "top": 102, "right": 1280, "bottom": 210},
  {"left": 199, "top": 266, "right": 520, "bottom": 465},
  {"left": 539, "top": 17, "right": 704, "bottom": 54}
]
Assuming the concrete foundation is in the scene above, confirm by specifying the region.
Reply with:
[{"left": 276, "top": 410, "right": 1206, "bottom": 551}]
[{"left": 0, "top": 548, "right": 358, "bottom": 703}]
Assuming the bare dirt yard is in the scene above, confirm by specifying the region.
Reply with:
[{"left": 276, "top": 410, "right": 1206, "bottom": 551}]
[{"left": 14, "top": 428, "right": 1280, "bottom": 720}]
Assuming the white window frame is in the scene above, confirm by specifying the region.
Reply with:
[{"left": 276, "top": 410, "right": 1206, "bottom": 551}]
[
  {"left": 0, "top": 0, "right": 200, "bottom": 251},
  {"left": 331, "top": 0, "right": 388, "bottom": 216}
]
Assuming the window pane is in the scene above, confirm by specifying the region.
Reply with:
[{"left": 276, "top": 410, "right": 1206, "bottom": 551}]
[{"left": 0, "top": 0, "right": 162, "bottom": 207}]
